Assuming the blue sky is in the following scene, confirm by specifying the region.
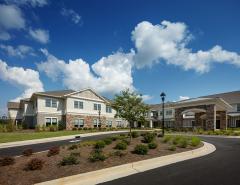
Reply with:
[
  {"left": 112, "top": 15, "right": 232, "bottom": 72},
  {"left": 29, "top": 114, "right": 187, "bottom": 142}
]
[{"left": 0, "top": 0, "right": 240, "bottom": 116}]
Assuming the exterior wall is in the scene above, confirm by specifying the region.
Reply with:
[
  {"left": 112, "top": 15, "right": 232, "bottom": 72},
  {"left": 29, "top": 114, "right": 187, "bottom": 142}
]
[
  {"left": 36, "top": 113, "right": 63, "bottom": 126},
  {"left": 217, "top": 111, "right": 227, "bottom": 129},
  {"left": 8, "top": 108, "right": 23, "bottom": 120},
  {"left": 23, "top": 102, "right": 34, "bottom": 116},
  {"left": 37, "top": 96, "right": 65, "bottom": 114},
  {"left": 228, "top": 116, "right": 240, "bottom": 127}
]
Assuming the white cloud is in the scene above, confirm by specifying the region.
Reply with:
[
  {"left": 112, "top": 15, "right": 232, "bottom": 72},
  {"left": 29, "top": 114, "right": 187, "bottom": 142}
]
[
  {"left": 132, "top": 20, "right": 240, "bottom": 73},
  {"left": 61, "top": 8, "right": 81, "bottom": 24},
  {"left": 29, "top": 28, "right": 49, "bottom": 44},
  {"left": 0, "top": 4, "right": 25, "bottom": 40},
  {"left": 0, "top": 44, "right": 35, "bottom": 58},
  {"left": 179, "top": 96, "right": 190, "bottom": 101},
  {"left": 141, "top": 94, "right": 153, "bottom": 102},
  {"left": 0, "top": 60, "right": 44, "bottom": 101},
  {"left": 37, "top": 49, "right": 135, "bottom": 94},
  {"left": 4, "top": 0, "right": 48, "bottom": 7}
]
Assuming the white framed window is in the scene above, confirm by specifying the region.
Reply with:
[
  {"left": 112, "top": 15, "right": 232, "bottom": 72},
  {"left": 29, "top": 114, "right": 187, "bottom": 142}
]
[
  {"left": 45, "top": 117, "right": 58, "bottom": 127},
  {"left": 237, "top": 104, "right": 240, "bottom": 112},
  {"left": 74, "top": 119, "right": 84, "bottom": 128},
  {"left": 45, "top": 98, "right": 57, "bottom": 108},
  {"left": 116, "top": 121, "right": 122, "bottom": 127},
  {"left": 94, "top": 103, "right": 101, "bottom": 110},
  {"left": 74, "top": 101, "right": 83, "bottom": 109},
  {"left": 106, "top": 106, "right": 112, "bottom": 113},
  {"left": 106, "top": 120, "right": 112, "bottom": 127},
  {"left": 166, "top": 110, "right": 173, "bottom": 116},
  {"left": 93, "top": 118, "right": 101, "bottom": 127}
]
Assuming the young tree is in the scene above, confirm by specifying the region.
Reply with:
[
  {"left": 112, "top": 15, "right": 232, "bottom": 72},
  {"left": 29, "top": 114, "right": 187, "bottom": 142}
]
[{"left": 111, "top": 89, "right": 149, "bottom": 141}]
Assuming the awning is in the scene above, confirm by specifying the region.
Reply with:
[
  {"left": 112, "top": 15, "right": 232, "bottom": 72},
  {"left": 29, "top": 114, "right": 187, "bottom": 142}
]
[{"left": 228, "top": 113, "right": 240, "bottom": 117}]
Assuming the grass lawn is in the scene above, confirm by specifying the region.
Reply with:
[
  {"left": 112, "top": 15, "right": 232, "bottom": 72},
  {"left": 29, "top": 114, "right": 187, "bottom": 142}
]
[{"left": 0, "top": 130, "right": 104, "bottom": 143}]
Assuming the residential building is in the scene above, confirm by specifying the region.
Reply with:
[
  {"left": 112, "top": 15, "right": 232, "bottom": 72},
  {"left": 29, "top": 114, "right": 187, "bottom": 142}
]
[{"left": 8, "top": 89, "right": 127, "bottom": 129}]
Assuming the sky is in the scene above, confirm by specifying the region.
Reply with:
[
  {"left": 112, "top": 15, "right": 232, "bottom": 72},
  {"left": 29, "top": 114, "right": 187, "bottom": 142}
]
[{"left": 0, "top": 0, "right": 240, "bottom": 116}]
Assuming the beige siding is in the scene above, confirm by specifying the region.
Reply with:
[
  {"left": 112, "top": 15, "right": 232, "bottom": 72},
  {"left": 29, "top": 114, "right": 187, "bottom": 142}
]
[{"left": 37, "top": 96, "right": 65, "bottom": 114}]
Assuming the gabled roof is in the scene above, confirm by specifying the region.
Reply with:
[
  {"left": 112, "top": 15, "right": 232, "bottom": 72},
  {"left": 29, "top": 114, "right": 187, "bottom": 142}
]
[{"left": 34, "top": 90, "right": 75, "bottom": 97}]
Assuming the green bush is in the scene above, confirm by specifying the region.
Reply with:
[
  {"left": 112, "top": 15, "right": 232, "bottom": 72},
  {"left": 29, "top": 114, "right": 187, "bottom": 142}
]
[
  {"left": 121, "top": 139, "right": 130, "bottom": 145},
  {"left": 68, "top": 144, "right": 78, "bottom": 150},
  {"left": 60, "top": 155, "right": 79, "bottom": 166},
  {"left": 114, "top": 142, "right": 127, "bottom": 150},
  {"left": 89, "top": 150, "right": 107, "bottom": 162},
  {"left": 143, "top": 132, "right": 156, "bottom": 143},
  {"left": 103, "top": 138, "right": 112, "bottom": 145},
  {"left": 162, "top": 135, "right": 172, "bottom": 143},
  {"left": 190, "top": 137, "right": 201, "bottom": 147},
  {"left": 26, "top": 158, "right": 44, "bottom": 170},
  {"left": 148, "top": 142, "right": 158, "bottom": 149},
  {"left": 168, "top": 145, "right": 176, "bottom": 151},
  {"left": 94, "top": 140, "right": 106, "bottom": 149},
  {"left": 134, "top": 144, "right": 148, "bottom": 155},
  {"left": 177, "top": 138, "right": 188, "bottom": 148},
  {"left": 70, "top": 152, "right": 80, "bottom": 157},
  {"left": 6, "top": 122, "right": 15, "bottom": 132},
  {"left": 58, "top": 121, "right": 66, "bottom": 130},
  {"left": 49, "top": 125, "right": 57, "bottom": 132},
  {"left": 0, "top": 156, "right": 15, "bottom": 166},
  {"left": 131, "top": 131, "right": 139, "bottom": 138},
  {"left": 113, "top": 150, "right": 127, "bottom": 157},
  {"left": 172, "top": 136, "right": 182, "bottom": 145}
]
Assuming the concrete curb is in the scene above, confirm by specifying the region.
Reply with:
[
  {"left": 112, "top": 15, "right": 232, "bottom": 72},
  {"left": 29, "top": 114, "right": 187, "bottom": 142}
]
[
  {"left": 0, "top": 131, "right": 128, "bottom": 149},
  {"left": 168, "top": 133, "right": 240, "bottom": 139},
  {"left": 36, "top": 141, "right": 216, "bottom": 185}
]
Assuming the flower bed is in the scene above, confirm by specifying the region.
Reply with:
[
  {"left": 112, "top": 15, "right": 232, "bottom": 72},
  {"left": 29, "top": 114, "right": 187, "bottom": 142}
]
[{"left": 0, "top": 133, "right": 202, "bottom": 185}]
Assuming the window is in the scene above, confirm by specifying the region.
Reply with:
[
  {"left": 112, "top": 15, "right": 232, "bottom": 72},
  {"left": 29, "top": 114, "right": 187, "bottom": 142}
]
[
  {"left": 166, "top": 110, "right": 173, "bottom": 116},
  {"left": 45, "top": 98, "right": 57, "bottom": 108},
  {"left": 237, "top": 104, "right": 240, "bottom": 112},
  {"left": 94, "top": 103, "right": 101, "bottom": 110},
  {"left": 106, "top": 120, "right": 112, "bottom": 127},
  {"left": 74, "top": 101, "right": 83, "bottom": 109},
  {"left": 116, "top": 121, "right": 122, "bottom": 127},
  {"left": 74, "top": 119, "right": 84, "bottom": 128},
  {"left": 45, "top": 117, "right": 58, "bottom": 127},
  {"left": 159, "top": 111, "right": 163, "bottom": 116},
  {"left": 106, "top": 106, "right": 112, "bottom": 113},
  {"left": 93, "top": 119, "right": 101, "bottom": 128}
]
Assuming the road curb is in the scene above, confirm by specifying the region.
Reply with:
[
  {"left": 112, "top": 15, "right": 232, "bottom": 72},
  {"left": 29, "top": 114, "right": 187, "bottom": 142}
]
[{"left": 36, "top": 141, "right": 216, "bottom": 185}]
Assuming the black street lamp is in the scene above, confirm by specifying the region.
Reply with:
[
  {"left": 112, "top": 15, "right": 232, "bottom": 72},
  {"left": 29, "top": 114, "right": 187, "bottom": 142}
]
[
  {"left": 98, "top": 109, "right": 101, "bottom": 128},
  {"left": 160, "top": 92, "right": 166, "bottom": 137}
]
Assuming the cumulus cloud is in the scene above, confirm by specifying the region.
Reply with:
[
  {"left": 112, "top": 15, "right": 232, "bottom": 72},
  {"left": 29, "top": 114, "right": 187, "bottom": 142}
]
[
  {"left": 0, "top": 60, "right": 44, "bottom": 101},
  {"left": 132, "top": 21, "right": 240, "bottom": 73},
  {"left": 0, "top": 44, "right": 35, "bottom": 58},
  {"left": 179, "top": 96, "right": 190, "bottom": 101},
  {"left": 0, "top": 4, "right": 25, "bottom": 40},
  {"left": 37, "top": 49, "right": 134, "bottom": 94},
  {"left": 4, "top": 0, "right": 48, "bottom": 7},
  {"left": 29, "top": 28, "right": 49, "bottom": 44},
  {"left": 61, "top": 8, "right": 81, "bottom": 24},
  {"left": 141, "top": 94, "right": 153, "bottom": 102}
]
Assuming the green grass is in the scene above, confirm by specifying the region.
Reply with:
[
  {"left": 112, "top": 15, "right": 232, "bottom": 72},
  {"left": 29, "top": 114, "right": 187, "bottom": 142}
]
[{"left": 0, "top": 130, "right": 97, "bottom": 143}]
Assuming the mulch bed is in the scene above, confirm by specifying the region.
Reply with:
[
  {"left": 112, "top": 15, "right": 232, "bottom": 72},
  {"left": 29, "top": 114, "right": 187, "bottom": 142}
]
[{"left": 0, "top": 134, "right": 202, "bottom": 185}]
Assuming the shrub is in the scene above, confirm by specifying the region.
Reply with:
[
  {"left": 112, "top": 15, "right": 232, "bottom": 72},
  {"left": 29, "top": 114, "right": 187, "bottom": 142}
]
[
  {"left": 47, "top": 146, "right": 60, "bottom": 157},
  {"left": 143, "top": 132, "right": 155, "bottom": 143},
  {"left": 60, "top": 155, "right": 79, "bottom": 166},
  {"left": 35, "top": 125, "right": 42, "bottom": 132},
  {"left": 177, "top": 138, "right": 188, "bottom": 148},
  {"left": 58, "top": 121, "right": 66, "bottom": 130},
  {"left": 0, "top": 156, "right": 15, "bottom": 166},
  {"left": 113, "top": 150, "right": 127, "bottom": 157},
  {"left": 72, "top": 127, "right": 77, "bottom": 131},
  {"left": 162, "top": 135, "right": 172, "bottom": 143},
  {"left": 134, "top": 144, "right": 148, "bottom": 155},
  {"left": 114, "top": 142, "right": 127, "bottom": 150},
  {"left": 6, "top": 122, "right": 15, "bottom": 132},
  {"left": 190, "top": 137, "right": 201, "bottom": 147},
  {"left": 68, "top": 144, "right": 78, "bottom": 150},
  {"left": 94, "top": 140, "right": 106, "bottom": 149},
  {"left": 23, "top": 149, "right": 33, "bottom": 156},
  {"left": 26, "top": 158, "right": 44, "bottom": 170},
  {"left": 49, "top": 125, "right": 57, "bottom": 132},
  {"left": 131, "top": 131, "right": 139, "bottom": 138},
  {"left": 89, "top": 150, "right": 107, "bottom": 162},
  {"left": 172, "top": 136, "right": 182, "bottom": 145},
  {"left": 148, "top": 142, "right": 158, "bottom": 149},
  {"left": 70, "top": 152, "right": 80, "bottom": 157},
  {"left": 168, "top": 145, "right": 176, "bottom": 151},
  {"left": 103, "top": 138, "right": 112, "bottom": 145},
  {"left": 121, "top": 139, "right": 130, "bottom": 145},
  {"left": 79, "top": 141, "right": 96, "bottom": 147}
]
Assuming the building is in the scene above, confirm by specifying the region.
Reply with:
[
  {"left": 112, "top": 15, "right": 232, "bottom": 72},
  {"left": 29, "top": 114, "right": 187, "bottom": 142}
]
[
  {"left": 147, "top": 91, "right": 240, "bottom": 130},
  {"left": 8, "top": 89, "right": 127, "bottom": 129}
]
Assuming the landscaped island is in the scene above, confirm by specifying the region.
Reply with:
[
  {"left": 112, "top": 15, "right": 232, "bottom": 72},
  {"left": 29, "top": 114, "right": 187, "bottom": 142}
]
[{"left": 0, "top": 131, "right": 202, "bottom": 185}]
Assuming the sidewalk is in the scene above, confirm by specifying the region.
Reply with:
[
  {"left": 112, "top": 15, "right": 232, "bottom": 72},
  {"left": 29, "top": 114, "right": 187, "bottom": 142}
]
[
  {"left": 168, "top": 132, "right": 240, "bottom": 139},
  {"left": 36, "top": 141, "right": 215, "bottom": 185}
]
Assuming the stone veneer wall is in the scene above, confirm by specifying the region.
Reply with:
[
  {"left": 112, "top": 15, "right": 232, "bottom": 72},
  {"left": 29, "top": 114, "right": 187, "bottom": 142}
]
[
  {"left": 66, "top": 114, "right": 107, "bottom": 130},
  {"left": 175, "top": 104, "right": 227, "bottom": 130}
]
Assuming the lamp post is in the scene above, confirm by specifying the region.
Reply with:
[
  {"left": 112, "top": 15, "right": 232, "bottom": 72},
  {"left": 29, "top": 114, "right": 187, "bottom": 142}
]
[
  {"left": 98, "top": 109, "right": 101, "bottom": 129},
  {"left": 160, "top": 92, "right": 166, "bottom": 137}
]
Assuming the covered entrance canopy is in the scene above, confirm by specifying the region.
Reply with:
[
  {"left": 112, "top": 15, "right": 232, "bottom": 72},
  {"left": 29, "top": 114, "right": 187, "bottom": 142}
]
[{"left": 174, "top": 97, "right": 232, "bottom": 130}]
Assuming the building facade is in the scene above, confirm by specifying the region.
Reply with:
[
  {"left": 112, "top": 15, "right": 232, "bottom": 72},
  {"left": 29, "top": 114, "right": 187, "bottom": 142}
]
[{"left": 8, "top": 89, "right": 127, "bottom": 129}]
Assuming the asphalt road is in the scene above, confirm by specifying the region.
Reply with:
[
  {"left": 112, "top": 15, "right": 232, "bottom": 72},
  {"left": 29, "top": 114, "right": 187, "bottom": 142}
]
[
  {"left": 0, "top": 133, "right": 125, "bottom": 157},
  {"left": 101, "top": 136, "right": 240, "bottom": 185}
]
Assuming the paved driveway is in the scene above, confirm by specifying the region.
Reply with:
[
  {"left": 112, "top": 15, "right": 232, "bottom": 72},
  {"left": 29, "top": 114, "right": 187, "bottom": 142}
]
[{"left": 101, "top": 136, "right": 240, "bottom": 185}]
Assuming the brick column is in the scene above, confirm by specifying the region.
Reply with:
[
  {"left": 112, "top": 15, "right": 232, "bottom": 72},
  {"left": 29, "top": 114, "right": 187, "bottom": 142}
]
[
  {"left": 175, "top": 108, "right": 183, "bottom": 130},
  {"left": 217, "top": 111, "right": 227, "bottom": 130},
  {"left": 205, "top": 104, "right": 215, "bottom": 130}
]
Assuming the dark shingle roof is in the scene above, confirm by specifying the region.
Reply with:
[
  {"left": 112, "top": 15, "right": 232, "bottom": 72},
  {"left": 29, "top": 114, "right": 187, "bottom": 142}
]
[{"left": 35, "top": 90, "right": 76, "bottom": 97}]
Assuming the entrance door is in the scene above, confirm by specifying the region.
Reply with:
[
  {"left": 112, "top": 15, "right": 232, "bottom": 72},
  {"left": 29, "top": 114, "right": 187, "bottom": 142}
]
[
  {"left": 236, "top": 120, "right": 240, "bottom": 128},
  {"left": 216, "top": 120, "right": 220, "bottom": 129}
]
